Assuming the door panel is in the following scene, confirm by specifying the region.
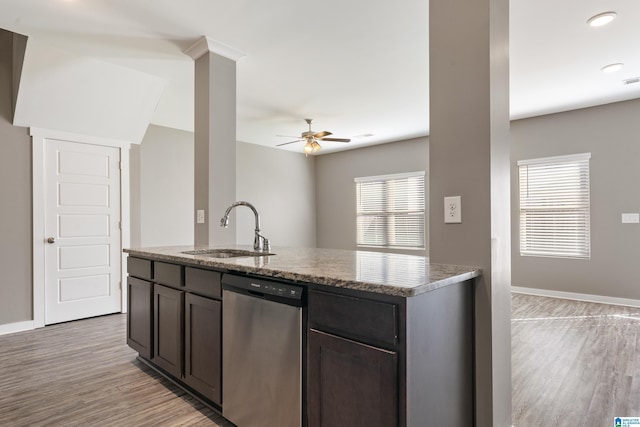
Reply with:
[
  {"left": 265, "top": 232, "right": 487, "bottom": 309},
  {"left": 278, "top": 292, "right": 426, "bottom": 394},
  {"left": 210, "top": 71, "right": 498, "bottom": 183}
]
[
  {"left": 59, "top": 245, "right": 109, "bottom": 270},
  {"left": 58, "top": 149, "right": 110, "bottom": 176},
  {"left": 58, "top": 182, "right": 109, "bottom": 206},
  {"left": 45, "top": 139, "right": 121, "bottom": 325},
  {"left": 59, "top": 274, "right": 110, "bottom": 301},
  {"left": 58, "top": 214, "right": 110, "bottom": 237}
]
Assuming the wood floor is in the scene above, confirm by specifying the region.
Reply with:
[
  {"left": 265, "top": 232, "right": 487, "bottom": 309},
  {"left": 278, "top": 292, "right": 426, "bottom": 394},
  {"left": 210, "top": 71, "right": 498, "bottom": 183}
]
[
  {"left": 1, "top": 294, "right": 639, "bottom": 426},
  {"left": 0, "top": 314, "right": 231, "bottom": 427},
  {"left": 512, "top": 293, "right": 640, "bottom": 427}
]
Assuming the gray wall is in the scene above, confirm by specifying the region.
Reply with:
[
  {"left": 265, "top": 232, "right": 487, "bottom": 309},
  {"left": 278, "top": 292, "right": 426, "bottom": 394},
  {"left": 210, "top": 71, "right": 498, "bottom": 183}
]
[
  {"left": 193, "top": 51, "right": 236, "bottom": 246},
  {"left": 429, "top": 0, "right": 511, "bottom": 422},
  {"left": 129, "top": 144, "right": 141, "bottom": 247},
  {"left": 137, "top": 124, "right": 195, "bottom": 247},
  {"left": 315, "top": 137, "right": 428, "bottom": 256},
  {"left": 0, "top": 30, "right": 32, "bottom": 325},
  {"left": 130, "top": 127, "right": 316, "bottom": 249},
  {"left": 511, "top": 99, "right": 640, "bottom": 300},
  {"left": 236, "top": 141, "right": 316, "bottom": 248}
]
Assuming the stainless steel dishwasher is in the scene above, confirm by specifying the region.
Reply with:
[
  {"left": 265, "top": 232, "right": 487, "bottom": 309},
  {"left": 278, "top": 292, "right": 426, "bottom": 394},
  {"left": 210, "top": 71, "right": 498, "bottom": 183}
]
[{"left": 222, "top": 274, "right": 304, "bottom": 427}]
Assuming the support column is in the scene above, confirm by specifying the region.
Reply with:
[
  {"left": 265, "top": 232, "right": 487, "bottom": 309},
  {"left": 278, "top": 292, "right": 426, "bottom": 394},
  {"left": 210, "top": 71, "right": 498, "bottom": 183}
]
[
  {"left": 185, "top": 37, "right": 244, "bottom": 246},
  {"left": 429, "top": 0, "right": 511, "bottom": 425}
]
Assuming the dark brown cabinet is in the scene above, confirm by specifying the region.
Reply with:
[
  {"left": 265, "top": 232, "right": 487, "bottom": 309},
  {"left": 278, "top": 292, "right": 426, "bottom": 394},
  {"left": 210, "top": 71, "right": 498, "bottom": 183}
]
[
  {"left": 126, "top": 257, "right": 154, "bottom": 359},
  {"left": 127, "top": 258, "right": 223, "bottom": 408},
  {"left": 127, "top": 276, "right": 153, "bottom": 359},
  {"left": 308, "top": 285, "right": 474, "bottom": 427},
  {"left": 308, "top": 329, "right": 398, "bottom": 427},
  {"left": 126, "top": 253, "right": 474, "bottom": 426},
  {"left": 308, "top": 290, "right": 400, "bottom": 427},
  {"left": 153, "top": 284, "right": 184, "bottom": 379},
  {"left": 184, "top": 292, "right": 222, "bottom": 405}
]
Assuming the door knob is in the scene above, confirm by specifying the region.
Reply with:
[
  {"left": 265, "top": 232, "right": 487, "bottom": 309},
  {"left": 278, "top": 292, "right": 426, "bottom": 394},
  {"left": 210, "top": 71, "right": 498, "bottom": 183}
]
[{"left": 47, "top": 237, "right": 56, "bottom": 244}]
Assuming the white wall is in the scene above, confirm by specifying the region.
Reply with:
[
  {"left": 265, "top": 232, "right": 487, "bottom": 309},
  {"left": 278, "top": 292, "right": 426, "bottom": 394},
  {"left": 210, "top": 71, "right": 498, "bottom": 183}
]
[
  {"left": 14, "top": 37, "right": 165, "bottom": 144},
  {"left": 315, "top": 137, "right": 428, "bottom": 256},
  {"left": 511, "top": 98, "right": 640, "bottom": 300}
]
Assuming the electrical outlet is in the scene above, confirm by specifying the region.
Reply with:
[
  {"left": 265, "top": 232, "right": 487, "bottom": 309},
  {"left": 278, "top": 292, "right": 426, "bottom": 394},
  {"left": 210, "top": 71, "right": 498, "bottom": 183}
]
[
  {"left": 444, "top": 196, "right": 462, "bottom": 224},
  {"left": 622, "top": 213, "right": 639, "bottom": 224},
  {"left": 196, "top": 209, "right": 205, "bottom": 224}
]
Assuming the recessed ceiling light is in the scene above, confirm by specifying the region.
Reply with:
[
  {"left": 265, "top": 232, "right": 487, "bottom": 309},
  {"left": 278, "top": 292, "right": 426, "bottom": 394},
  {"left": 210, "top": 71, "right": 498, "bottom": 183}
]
[
  {"left": 601, "top": 63, "right": 624, "bottom": 73},
  {"left": 587, "top": 11, "right": 617, "bottom": 27}
]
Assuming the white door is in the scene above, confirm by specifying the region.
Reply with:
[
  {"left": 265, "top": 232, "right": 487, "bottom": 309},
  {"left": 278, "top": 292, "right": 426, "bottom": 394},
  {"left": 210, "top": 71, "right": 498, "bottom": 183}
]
[{"left": 44, "top": 139, "right": 122, "bottom": 325}]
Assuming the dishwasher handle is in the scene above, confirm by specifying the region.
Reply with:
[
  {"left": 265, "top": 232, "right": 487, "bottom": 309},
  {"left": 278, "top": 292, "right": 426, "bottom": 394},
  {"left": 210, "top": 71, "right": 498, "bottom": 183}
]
[{"left": 247, "top": 289, "right": 265, "bottom": 298}]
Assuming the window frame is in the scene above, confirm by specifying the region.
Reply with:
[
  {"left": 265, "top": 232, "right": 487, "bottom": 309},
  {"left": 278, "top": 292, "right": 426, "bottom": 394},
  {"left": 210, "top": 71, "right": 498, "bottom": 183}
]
[
  {"left": 354, "top": 171, "right": 426, "bottom": 250},
  {"left": 517, "top": 153, "right": 591, "bottom": 260}
]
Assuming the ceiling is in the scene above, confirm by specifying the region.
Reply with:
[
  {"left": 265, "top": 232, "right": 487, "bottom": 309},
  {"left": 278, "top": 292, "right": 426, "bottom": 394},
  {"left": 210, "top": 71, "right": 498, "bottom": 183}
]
[{"left": 1, "top": 0, "right": 639, "bottom": 154}]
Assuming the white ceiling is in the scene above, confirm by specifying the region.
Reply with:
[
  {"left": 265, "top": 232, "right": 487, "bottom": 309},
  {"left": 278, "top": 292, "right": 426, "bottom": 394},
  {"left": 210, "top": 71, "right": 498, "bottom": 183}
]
[{"left": 1, "top": 0, "right": 639, "bottom": 154}]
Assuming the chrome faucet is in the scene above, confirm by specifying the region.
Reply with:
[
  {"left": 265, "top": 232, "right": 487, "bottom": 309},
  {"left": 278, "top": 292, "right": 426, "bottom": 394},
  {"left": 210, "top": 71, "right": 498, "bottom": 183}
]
[{"left": 220, "top": 201, "right": 270, "bottom": 252}]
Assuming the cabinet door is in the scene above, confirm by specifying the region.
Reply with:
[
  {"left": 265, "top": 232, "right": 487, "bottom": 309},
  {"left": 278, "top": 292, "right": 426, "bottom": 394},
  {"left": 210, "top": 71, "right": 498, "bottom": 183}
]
[
  {"left": 127, "top": 277, "right": 153, "bottom": 359},
  {"left": 184, "top": 293, "right": 222, "bottom": 405},
  {"left": 153, "top": 284, "right": 184, "bottom": 379},
  {"left": 308, "top": 329, "right": 398, "bottom": 427}
]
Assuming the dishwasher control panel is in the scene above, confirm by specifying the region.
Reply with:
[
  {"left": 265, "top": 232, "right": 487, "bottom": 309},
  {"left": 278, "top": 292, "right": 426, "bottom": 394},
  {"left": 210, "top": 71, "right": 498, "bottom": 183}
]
[
  {"left": 248, "top": 281, "right": 303, "bottom": 299},
  {"left": 222, "top": 273, "right": 305, "bottom": 305}
]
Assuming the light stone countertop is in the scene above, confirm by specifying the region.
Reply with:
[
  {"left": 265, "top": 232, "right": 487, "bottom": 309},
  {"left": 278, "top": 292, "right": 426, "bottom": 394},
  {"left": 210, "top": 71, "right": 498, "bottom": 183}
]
[{"left": 124, "top": 245, "right": 481, "bottom": 298}]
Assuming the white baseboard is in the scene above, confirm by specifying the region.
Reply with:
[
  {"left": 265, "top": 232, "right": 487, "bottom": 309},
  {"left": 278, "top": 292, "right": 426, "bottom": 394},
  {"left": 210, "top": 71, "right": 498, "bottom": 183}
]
[
  {"left": 0, "top": 320, "right": 35, "bottom": 336},
  {"left": 512, "top": 286, "right": 640, "bottom": 308}
]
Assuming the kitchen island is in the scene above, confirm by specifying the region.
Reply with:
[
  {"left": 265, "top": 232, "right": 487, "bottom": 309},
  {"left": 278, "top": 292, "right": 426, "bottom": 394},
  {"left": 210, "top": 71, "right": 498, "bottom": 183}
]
[{"left": 124, "top": 245, "right": 480, "bottom": 427}]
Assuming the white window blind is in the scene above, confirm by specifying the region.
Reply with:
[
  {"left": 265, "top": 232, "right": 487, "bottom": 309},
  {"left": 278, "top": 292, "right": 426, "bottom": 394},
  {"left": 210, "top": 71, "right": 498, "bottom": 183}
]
[
  {"left": 518, "top": 153, "right": 591, "bottom": 259},
  {"left": 355, "top": 171, "right": 425, "bottom": 249}
]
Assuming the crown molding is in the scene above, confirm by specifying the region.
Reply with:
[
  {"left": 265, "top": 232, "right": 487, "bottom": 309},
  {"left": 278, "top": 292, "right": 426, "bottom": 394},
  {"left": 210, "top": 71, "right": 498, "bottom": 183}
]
[{"left": 184, "top": 36, "right": 246, "bottom": 61}]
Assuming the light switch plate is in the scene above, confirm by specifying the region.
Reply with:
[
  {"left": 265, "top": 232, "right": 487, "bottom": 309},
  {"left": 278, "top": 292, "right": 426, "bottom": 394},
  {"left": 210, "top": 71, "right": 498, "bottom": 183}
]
[
  {"left": 444, "top": 196, "right": 462, "bottom": 223},
  {"left": 621, "top": 213, "right": 639, "bottom": 224},
  {"left": 196, "top": 209, "right": 205, "bottom": 224}
]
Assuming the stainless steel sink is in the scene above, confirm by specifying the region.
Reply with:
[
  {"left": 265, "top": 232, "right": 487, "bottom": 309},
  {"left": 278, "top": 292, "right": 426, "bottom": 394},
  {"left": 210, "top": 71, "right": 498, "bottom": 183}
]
[{"left": 181, "top": 249, "right": 275, "bottom": 258}]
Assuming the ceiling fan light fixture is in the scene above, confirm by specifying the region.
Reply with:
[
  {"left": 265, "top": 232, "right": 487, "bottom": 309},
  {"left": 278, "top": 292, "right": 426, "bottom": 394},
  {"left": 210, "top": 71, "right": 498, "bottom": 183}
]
[
  {"left": 303, "top": 141, "right": 314, "bottom": 154},
  {"left": 277, "top": 119, "right": 351, "bottom": 155},
  {"left": 587, "top": 11, "right": 617, "bottom": 27},
  {"left": 601, "top": 63, "right": 624, "bottom": 73}
]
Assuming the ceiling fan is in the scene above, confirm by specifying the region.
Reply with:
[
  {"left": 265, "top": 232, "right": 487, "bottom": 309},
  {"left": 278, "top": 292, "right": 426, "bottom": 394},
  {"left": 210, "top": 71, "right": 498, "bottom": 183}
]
[{"left": 276, "top": 118, "right": 351, "bottom": 155}]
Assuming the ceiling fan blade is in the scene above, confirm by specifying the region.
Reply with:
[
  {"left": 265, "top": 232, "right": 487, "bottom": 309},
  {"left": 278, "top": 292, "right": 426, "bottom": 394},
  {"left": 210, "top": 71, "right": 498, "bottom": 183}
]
[
  {"left": 313, "top": 131, "right": 332, "bottom": 138},
  {"left": 276, "top": 139, "right": 304, "bottom": 147},
  {"left": 276, "top": 134, "right": 302, "bottom": 138},
  {"left": 321, "top": 137, "right": 351, "bottom": 143}
]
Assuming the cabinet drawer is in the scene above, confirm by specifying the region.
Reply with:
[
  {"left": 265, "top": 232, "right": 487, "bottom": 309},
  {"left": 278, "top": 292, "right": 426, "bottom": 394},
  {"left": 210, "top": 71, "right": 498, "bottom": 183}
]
[
  {"left": 185, "top": 267, "right": 221, "bottom": 299},
  {"left": 154, "top": 262, "right": 184, "bottom": 287},
  {"left": 309, "top": 290, "right": 398, "bottom": 349},
  {"left": 127, "top": 257, "right": 152, "bottom": 280}
]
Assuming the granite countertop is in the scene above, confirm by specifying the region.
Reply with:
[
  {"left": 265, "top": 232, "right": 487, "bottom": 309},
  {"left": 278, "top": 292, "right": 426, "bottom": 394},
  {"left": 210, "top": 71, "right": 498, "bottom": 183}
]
[{"left": 124, "top": 245, "right": 481, "bottom": 298}]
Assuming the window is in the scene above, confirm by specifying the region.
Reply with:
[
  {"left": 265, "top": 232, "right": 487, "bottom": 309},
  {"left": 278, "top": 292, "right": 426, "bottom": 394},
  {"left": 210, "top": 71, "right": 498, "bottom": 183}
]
[
  {"left": 355, "top": 171, "right": 425, "bottom": 249},
  {"left": 518, "top": 153, "right": 591, "bottom": 259}
]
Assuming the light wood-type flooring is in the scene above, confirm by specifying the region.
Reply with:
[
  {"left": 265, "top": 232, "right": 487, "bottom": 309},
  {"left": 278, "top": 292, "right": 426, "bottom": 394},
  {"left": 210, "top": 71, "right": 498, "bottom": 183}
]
[
  {"left": 512, "top": 293, "right": 640, "bottom": 426},
  {"left": 1, "top": 294, "right": 639, "bottom": 426},
  {"left": 0, "top": 313, "right": 229, "bottom": 427}
]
